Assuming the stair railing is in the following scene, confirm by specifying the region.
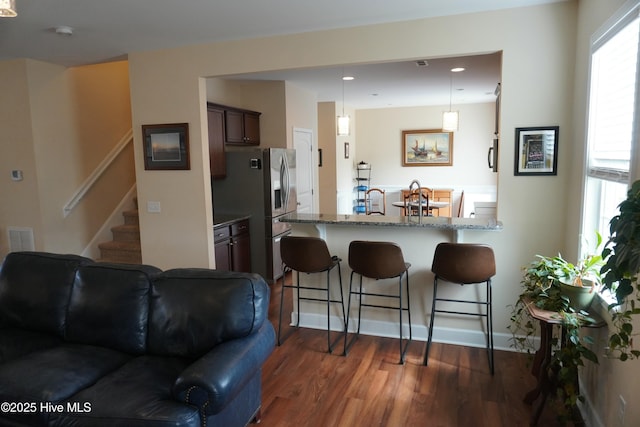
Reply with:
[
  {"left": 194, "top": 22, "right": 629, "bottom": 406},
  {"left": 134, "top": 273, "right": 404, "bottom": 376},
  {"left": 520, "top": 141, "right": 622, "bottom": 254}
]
[{"left": 63, "top": 129, "right": 134, "bottom": 217}]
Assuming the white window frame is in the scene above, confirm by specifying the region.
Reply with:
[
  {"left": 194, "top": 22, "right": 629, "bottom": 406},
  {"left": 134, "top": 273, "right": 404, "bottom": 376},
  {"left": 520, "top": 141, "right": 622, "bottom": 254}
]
[{"left": 580, "top": 1, "right": 640, "bottom": 293}]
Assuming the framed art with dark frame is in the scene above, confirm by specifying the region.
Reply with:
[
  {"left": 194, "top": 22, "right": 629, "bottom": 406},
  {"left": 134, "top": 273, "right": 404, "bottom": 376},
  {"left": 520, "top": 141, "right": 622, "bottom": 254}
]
[
  {"left": 402, "top": 129, "right": 453, "bottom": 166},
  {"left": 514, "top": 126, "right": 558, "bottom": 176},
  {"left": 142, "top": 123, "right": 190, "bottom": 170}
]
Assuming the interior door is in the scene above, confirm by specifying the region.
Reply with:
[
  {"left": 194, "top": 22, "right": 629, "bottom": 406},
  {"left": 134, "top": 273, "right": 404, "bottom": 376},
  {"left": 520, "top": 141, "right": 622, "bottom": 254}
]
[{"left": 293, "top": 128, "right": 314, "bottom": 213}]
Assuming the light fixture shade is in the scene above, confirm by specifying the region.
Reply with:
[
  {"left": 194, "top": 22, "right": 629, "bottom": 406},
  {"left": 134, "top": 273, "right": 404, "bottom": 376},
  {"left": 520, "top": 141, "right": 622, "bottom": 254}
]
[
  {"left": 0, "top": 0, "right": 17, "bottom": 17},
  {"left": 337, "top": 115, "right": 350, "bottom": 136},
  {"left": 442, "top": 111, "right": 459, "bottom": 131}
]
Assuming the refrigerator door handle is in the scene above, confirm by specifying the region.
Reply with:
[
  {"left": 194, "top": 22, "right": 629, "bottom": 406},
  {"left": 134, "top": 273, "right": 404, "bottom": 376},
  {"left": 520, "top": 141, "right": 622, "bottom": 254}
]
[
  {"left": 487, "top": 146, "right": 494, "bottom": 169},
  {"left": 281, "top": 155, "right": 290, "bottom": 209}
]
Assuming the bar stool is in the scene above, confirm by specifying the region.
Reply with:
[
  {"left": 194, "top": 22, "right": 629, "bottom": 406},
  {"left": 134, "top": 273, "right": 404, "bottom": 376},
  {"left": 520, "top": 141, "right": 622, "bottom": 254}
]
[
  {"left": 278, "top": 236, "right": 346, "bottom": 354},
  {"left": 344, "top": 240, "right": 412, "bottom": 364},
  {"left": 424, "top": 242, "right": 496, "bottom": 374}
]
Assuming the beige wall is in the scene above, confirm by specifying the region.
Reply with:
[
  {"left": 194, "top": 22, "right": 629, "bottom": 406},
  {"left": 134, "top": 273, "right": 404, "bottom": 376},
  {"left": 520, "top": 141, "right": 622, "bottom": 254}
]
[
  {"left": 0, "top": 60, "right": 133, "bottom": 259},
  {"left": 318, "top": 102, "right": 338, "bottom": 213},
  {"left": 0, "top": 60, "right": 42, "bottom": 256}
]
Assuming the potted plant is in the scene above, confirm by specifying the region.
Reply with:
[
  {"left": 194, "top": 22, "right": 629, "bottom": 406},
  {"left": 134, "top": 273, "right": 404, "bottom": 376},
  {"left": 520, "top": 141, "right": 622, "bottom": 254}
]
[
  {"left": 509, "top": 237, "right": 603, "bottom": 423},
  {"left": 600, "top": 179, "right": 640, "bottom": 361}
]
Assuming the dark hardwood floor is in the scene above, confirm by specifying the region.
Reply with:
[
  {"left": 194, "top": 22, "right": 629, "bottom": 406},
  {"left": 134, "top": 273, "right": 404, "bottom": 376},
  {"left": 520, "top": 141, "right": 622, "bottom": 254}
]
[{"left": 259, "top": 276, "right": 567, "bottom": 427}]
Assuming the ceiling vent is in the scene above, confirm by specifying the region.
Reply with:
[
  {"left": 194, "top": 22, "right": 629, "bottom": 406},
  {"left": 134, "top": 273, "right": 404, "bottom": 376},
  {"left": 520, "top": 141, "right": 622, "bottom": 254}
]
[{"left": 415, "top": 60, "right": 429, "bottom": 67}]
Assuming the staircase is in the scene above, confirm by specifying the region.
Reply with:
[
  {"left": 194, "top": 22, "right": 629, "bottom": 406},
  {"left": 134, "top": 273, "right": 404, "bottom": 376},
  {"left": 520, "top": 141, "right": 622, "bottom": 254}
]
[{"left": 98, "top": 207, "right": 142, "bottom": 264}]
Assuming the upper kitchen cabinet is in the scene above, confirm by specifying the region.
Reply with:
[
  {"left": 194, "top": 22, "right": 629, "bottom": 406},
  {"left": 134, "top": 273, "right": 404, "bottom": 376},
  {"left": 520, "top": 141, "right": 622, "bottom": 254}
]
[
  {"left": 224, "top": 108, "right": 261, "bottom": 145},
  {"left": 207, "top": 104, "right": 226, "bottom": 179}
]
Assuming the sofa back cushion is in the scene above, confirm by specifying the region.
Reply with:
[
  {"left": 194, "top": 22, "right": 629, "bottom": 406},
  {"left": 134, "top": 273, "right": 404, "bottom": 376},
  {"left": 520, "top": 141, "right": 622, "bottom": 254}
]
[
  {"left": 0, "top": 252, "right": 92, "bottom": 336},
  {"left": 65, "top": 263, "right": 161, "bottom": 354},
  {"left": 148, "top": 269, "right": 270, "bottom": 358}
]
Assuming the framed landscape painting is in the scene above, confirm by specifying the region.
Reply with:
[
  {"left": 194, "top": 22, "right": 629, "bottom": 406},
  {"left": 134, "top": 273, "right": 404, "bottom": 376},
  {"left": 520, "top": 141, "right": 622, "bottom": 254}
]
[
  {"left": 402, "top": 129, "right": 453, "bottom": 166},
  {"left": 142, "top": 123, "right": 190, "bottom": 170}
]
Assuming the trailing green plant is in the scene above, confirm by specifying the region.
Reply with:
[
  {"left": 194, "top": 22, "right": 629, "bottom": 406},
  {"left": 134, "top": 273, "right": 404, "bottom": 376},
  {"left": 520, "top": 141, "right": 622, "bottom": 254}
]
[
  {"left": 508, "top": 241, "right": 603, "bottom": 424},
  {"left": 601, "top": 179, "right": 640, "bottom": 361}
]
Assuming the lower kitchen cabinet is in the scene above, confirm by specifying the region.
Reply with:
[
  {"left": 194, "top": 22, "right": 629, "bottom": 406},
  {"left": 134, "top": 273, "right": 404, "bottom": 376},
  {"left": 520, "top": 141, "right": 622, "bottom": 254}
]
[{"left": 214, "top": 218, "right": 251, "bottom": 272}]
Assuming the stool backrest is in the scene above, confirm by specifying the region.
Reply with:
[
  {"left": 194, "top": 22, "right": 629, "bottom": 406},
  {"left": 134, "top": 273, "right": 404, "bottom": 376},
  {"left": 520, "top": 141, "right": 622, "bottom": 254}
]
[
  {"left": 281, "top": 236, "right": 334, "bottom": 273},
  {"left": 349, "top": 240, "right": 408, "bottom": 279},
  {"left": 431, "top": 243, "right": 495, "bottom": 284}
]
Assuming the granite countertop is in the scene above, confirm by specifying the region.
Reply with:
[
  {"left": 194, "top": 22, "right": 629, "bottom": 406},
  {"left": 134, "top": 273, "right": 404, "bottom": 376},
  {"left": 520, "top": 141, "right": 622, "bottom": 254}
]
[
  {"left": 213, "top": 214, "right": 251, "bottom": 228},
  {"left": 280, "top": 213, "right": 503, "bottom": 231}
]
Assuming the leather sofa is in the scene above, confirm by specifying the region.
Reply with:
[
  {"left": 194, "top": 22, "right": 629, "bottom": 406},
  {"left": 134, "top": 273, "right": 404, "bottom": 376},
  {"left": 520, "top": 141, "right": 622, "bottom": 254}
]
[{"left": 0, "top": 251, "right": 275, "bottom": 427}]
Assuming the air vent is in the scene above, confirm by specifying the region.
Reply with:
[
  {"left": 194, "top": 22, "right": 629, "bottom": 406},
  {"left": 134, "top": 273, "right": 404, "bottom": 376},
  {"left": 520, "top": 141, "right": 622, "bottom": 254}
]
[
  {"left": 7, "top": 227, "right": 35, "bottom": 252},
  {"left": 415, "top": 60, "right": 429, "bottom": 67}
]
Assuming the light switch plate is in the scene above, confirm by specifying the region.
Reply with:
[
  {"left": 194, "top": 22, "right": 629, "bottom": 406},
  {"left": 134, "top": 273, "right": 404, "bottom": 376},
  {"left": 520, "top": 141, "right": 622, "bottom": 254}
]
[{"left": 147, "top": 201, "right": 161, "bottom": 213}]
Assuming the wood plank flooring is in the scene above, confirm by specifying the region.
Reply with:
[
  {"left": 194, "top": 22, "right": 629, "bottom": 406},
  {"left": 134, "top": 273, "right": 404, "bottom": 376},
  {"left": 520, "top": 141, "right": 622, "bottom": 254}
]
[{"left": 259, "top": 276, "right": 567, "bottom": 427}]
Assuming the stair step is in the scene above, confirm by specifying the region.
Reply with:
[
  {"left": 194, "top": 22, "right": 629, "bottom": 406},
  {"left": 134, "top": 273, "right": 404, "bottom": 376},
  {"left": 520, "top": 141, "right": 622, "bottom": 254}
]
[
  {"left": 98, "top": 240, "right": 142, "bottom": 264},
  {"left": 111, "top": 224, "right": 140, "bottom": 242},
  {"left": 123, "top": 209, "right": 139, "bottom": 226}
]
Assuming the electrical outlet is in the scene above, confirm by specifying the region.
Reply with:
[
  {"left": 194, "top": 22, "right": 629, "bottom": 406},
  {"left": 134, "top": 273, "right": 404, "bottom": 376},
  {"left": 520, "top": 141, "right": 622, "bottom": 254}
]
[{"left": 618, "top": 395, "right": 626, "bottom": 426}]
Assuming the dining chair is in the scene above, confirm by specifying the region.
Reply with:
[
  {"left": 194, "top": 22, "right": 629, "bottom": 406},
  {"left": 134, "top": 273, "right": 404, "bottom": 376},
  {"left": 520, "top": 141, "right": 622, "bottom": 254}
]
[
  {"left": 365, "top": 188, "right": 386, "bottom": 215},
  {"left": 404, "top": 187, "right": 431, "bottom": 216}
]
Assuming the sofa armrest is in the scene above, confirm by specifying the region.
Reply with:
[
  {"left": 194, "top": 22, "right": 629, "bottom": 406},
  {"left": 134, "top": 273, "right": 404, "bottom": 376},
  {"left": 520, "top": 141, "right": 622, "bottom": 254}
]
[{"left": 173, "top": 322, "right": 275, "bottom": 415}]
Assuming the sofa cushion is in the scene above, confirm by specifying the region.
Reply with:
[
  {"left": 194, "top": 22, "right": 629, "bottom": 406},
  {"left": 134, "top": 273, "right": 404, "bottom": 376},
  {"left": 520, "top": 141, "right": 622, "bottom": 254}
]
[
  {"left": 0, "top": 252, "right": 92, "bottom": 336},
  {"left": 0, "top": 328, "right": 62, "bottom": 363},
  {"left": 53, "top": 356, "right": 200, "bottom": 427},
  {"left": 148, "top": 269, "right": 270, "bottom": 358},
  {"left": 0, "top": 343, "right": 131, "bottom": 425},
  {"left": 65, "top": 263, "right": 161, "bottom": 354}
]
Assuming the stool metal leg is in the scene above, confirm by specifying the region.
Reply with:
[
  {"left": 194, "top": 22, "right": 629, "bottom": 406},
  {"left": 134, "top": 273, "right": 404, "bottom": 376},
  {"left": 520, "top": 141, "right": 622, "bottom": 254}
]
[
  {"left": 487, "top": 279, "right": 494, "bottom": 374},
  {"left": 343, "top": 271, "right": 362, "bottom": 356},
  {"left": 277, "top": 266, "right": 289, "bottom": 346},
  {"left": 424, "top": 277, "right": 439, "bottom": 365}
]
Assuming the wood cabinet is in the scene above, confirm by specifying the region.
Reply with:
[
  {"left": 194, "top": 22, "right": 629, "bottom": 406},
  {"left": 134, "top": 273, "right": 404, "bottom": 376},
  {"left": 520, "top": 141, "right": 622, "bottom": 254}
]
[
  {"left": 214, "top": 218, "right": 251, "bottom": 272},
  {"left": 207, "top": 102, "right": 262, "bottom": 178},
  {"left": 224, "top": 108, "right": 261, "bottom": 145},
  {"left": 207, "top": 104, "right": 226, "bottom": 179},
  {"left": 431, "top": 189, "right": 452, "bottom": 217}
]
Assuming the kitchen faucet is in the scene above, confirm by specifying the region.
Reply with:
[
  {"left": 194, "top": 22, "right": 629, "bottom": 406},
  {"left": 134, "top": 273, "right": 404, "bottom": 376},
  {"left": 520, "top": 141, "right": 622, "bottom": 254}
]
[{"left": 408, "top": 179, "right": 423, "bottom": 222}]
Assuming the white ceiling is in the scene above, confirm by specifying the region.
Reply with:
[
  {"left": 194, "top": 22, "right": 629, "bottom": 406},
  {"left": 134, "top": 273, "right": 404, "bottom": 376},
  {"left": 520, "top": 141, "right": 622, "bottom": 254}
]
[{"left": 0, "top": 0, "right": 562, "bottom": 108}]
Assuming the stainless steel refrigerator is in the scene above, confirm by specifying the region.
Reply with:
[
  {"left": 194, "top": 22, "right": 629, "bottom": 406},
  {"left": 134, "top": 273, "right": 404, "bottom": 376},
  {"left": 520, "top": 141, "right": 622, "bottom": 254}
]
[{"left": 212, "top": 148, "right": 297, "bottom": 283}]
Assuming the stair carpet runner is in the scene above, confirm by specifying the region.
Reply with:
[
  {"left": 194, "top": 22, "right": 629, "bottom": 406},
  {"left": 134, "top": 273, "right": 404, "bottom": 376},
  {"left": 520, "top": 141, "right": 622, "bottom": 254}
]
[{"left": 98, "top": 208, "right": 142, "bottom": 264}]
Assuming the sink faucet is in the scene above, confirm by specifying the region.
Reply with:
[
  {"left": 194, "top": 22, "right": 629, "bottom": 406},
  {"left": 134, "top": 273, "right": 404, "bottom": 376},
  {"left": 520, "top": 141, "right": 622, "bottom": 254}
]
[{"left": 408, "top": 179, "right": 423, "bottom": 221}]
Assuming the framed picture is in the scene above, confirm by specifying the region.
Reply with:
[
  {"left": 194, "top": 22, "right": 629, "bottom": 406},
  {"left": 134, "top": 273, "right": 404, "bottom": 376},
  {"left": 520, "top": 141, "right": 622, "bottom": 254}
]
[
  {"left": 402, "top": 129, "right": 453, "bottom": 166},
  {"left": 514, "top": 126, "right": 558, "bottom": 176},
  {"left": 142, "top": 123, "right": 190, "bottom": 170}
]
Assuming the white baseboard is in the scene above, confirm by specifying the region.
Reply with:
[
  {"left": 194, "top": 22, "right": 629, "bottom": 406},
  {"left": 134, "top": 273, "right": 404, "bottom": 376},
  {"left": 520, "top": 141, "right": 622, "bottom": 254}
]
[{"left": 290, "top": 311, "right": 525, "bottom": 352}]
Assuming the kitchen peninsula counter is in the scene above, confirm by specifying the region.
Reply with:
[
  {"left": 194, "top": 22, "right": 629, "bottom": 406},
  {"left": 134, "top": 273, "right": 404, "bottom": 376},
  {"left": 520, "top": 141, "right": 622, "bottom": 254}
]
[
  {"left": 280, "top": 213, "right": 502, "bottom": 232},
  {"left": 276, "top": 212, "right": 505, "bottom": 347}
]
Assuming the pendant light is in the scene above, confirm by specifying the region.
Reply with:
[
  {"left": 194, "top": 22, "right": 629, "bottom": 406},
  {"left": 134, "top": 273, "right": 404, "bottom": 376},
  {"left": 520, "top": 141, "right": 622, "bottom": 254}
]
[
  {"left": 0, "top": 0, "right": 17, "bottom": 17},
  {"left": 442, "top": 67, "right": 464, "bottom": 131},
  {"left": 337, "top": 74, "right": 352, "bottom": 136}
]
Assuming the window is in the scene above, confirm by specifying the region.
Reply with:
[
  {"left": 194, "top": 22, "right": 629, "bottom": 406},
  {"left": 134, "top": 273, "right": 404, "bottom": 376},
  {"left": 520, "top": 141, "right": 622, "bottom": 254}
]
[{"left": 581, "top": 3, "right": 640, "bottom": 261}]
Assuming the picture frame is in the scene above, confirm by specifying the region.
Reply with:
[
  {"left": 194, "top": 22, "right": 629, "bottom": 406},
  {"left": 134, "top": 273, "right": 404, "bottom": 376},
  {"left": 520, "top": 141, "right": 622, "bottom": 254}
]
[
  {"left": 142, "top": 123, "right": 190, "bottom": 170},
  {"left": 402, "top": 129, "right": 453, "bottom": 166},
  {"left": 514, "top": 126, "right": 558, "bottom": 176}
]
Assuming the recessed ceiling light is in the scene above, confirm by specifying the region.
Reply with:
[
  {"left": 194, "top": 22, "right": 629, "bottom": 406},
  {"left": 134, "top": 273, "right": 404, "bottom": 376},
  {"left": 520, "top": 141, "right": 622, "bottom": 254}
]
[
  {"left": 342, "top": 76, "right": 354, "bottom": 81},
  {"left": 55, "top": 26, "right": 74, "bottom": 36},
  {"left": 451, "top": 67, "right": 465, "bottom": 72}
]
